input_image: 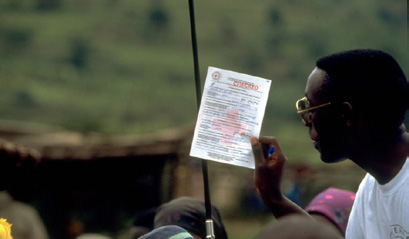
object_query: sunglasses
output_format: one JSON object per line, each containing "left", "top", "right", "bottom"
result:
{"left": 296, "top": 97, "right": 331, "bottom": 123}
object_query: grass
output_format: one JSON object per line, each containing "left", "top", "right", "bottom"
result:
{"left": 0, "top": 0, "right": 407, "bottom": 157}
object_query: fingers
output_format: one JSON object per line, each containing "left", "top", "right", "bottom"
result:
{"left": 252, "top": 135, "right": 278, "bottom": 155}
{"left": 252, "top": 136, "right": 288, "bottom": 205}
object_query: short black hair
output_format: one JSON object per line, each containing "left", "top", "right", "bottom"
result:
{"left": 316, "top": 49, "right": 409, "bottom": 133}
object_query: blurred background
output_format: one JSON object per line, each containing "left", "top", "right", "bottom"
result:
{"left": 0, "top": 0, "right": 407, "bottom": 239}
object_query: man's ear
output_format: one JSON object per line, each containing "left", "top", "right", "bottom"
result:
{"left": 340, "top": 102, "right": 353, "bottom": 127}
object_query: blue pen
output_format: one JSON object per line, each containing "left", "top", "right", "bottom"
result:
{"left": 268, "top": 146, "right": 275, "bottom": 156}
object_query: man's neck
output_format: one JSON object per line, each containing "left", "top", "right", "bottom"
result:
{"left": 351, "top": 132, "right": 409, "bottom": 185}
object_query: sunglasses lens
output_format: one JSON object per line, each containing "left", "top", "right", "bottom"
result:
{"left": 296, "top": 98, "right": 309, "bottom": 124}
{"left": 296, "top": 98, "right": 308, "bottom": 111}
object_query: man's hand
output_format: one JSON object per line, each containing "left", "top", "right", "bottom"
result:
{"left": 251, "top": 136, "right": 311, "bottom": 219}
{"left": 251, "top": 136, "right": 287, "bottom": 204}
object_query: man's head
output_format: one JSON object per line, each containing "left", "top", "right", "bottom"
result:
{"left": 130, "top": 208, "right": 156, "bottom": 239}
{"left": 297, "top": 49, "right": 409, "bottom": 163}
{"left": 317, "top": 49, "right": 408, "bottom": 131}
{"left": 153, "top": 197, "right": 228, "bottom": 239}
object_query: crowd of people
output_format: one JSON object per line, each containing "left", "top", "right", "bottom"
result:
{"left": 130, "top": 187, "right": 355, "bottom": 239}
{"left": 1, "top": 48, "right": 408, "bottom": 239}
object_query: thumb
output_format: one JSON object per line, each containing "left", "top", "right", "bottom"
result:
{"left": 251, "top": 137, "right": 266, "bottom": 166}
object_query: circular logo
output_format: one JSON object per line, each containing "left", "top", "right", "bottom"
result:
{"left": 212, "top": 71, "right": 221, "bottom": 80}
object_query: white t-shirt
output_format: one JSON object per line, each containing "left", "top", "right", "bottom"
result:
{"left": 346, "top": 158, "right": 409, "bottom": 239}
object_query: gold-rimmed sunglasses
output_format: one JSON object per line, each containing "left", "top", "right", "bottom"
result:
{"left": 296, "top": 97, "right": 331, "bottom": 123}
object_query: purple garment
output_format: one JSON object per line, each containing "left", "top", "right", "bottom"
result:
{"left": 305, "top": 187, "right": 356, "bottom": 234}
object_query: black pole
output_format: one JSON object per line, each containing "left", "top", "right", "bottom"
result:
{"left": 188, "top": 1, "right": 215, "bottom": 238}
{"left": 189, "top": 0, "right": 203, "bottom": 110}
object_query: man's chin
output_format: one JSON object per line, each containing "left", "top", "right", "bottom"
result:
{"left": 319, "top": 153, "right": 347, "bottom": 163}
{"left": 314, "top": 140, "right": 347, "bottom": 163}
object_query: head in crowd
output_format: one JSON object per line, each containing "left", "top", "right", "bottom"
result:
{"left": 154, "top": 197, "right": 228, "bottom": 239}
{"left": 256, "top": 215, "right": 343, "bottom": 239}
{"left": 305, "top": 187, "right": 355, "bottom": 236}
{"left": 0, "top": 139, "right": 40, "bottom": 191}
{"left": 299, "top": 49, "right": 409, "bottom": 164}
{"left": 75, "top": 233, "right": 113, "bottom": 239}
{"left": 138, "top": 225, "right": 194, "bottom": 239}
{"left": 130, "top": 208, "right": 156, "bottom": 239}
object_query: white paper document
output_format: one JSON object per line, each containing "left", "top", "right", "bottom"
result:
{"left": 190, "top": 66, "right": 271, "bottom": 169}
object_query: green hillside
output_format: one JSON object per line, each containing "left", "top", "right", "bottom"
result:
{"left": 0, "top": 0, "right": 407, "bottom": 162}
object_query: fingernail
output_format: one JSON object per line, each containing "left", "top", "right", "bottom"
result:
{"left": 268, "top": 146, "right": 275, "bottom": 156}
{"left": 250, "top": 137, "right": 258, "bottom": 145}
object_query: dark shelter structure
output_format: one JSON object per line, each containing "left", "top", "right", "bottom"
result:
{"left": 0, "top": 120, "right": 368, "bottom": 239}
{"left": 0, "top": 120, "right": 192, "bottom": 239}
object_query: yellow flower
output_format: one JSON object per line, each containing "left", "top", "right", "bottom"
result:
{"left": 0, "top": 218, "right": 13, "bottom": 239}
